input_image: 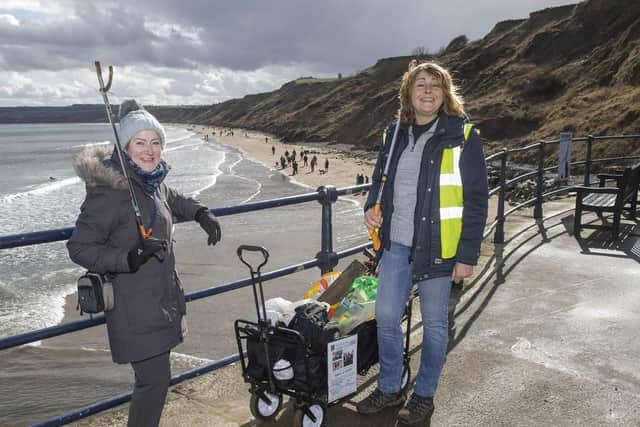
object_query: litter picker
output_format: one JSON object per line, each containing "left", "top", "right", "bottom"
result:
{"left": 94, "top": 61, "right": 154, "bottom": 244}
{"left": 369, "top": 107, "right": 402, "bottom": 251}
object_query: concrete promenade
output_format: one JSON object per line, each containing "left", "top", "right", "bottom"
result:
{"left": 73, "top": 198, "right": 640, "bottom": 426}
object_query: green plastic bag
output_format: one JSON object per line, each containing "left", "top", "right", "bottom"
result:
{"left": 332, "top": 276, "right": 378, "bottom": 334}
{"left": 351, "top": 276, "right": 378, "bottom": 301}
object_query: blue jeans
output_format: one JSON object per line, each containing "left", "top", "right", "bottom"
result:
{"left": 376, "top": 242, "right": 451, "bottom": 397}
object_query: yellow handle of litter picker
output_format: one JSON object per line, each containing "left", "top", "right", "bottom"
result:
{"left": 369, "top": 204, "right": 382, "bottom": 251}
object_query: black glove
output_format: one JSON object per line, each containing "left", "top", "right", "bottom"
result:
{"left": 127, "top": 237, "right": 168, "bottom": 273}
{"left": 195, "top": 207, "right": 221, "bottom": 246}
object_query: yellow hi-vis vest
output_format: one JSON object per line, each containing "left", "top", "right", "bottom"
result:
{"left": 439, "top": 123, "right": 474, "bottom": 258}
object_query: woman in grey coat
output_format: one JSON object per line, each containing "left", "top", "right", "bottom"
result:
{"left": 67, "top": 100, "right": 221, "bottom": 427}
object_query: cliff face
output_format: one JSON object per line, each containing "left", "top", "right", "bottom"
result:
{"left": 179, "top": 0, "right": 640, "bottom": 157}
{"left": 457, "top": 0, "right": 640, "bottom": 154}
{"left": 2, "top": 0, "right": 639, "bottom": 159}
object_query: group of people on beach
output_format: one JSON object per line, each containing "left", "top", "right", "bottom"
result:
{"left": 356, "top": 172, "right": 369, "bottom": 185}
{"left": 274, "top": 146, "right": 330, "bottom": 177}
{"left": 67, "top": 59, "right": 487, "bottom": 426}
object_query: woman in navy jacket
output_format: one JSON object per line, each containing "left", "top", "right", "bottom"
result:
{"left": 357, "top": 61, "right": 488, "bottom": 425}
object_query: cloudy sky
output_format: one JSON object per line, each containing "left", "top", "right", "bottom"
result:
{"left": 0, "top": 0, "right": 576, "bottom": 106}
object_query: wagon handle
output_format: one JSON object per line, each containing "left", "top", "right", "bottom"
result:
{"left": 237, "top": 245, "right": 270, "bottom": 324}
{"left": 237, "top": 245, "right": 269, "bottom": 274}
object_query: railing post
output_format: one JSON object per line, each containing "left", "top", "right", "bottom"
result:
{"left": 316, "top": 185, "right": 339, "bottom": 274}
{"left": 494, "top": 150, "right": 507, "bottom": 244}
{"left": 534, "top": 141, "right": 545, "bottom": 219}
{"left": 584, "top": 135, "right": 594, "bottom": 186}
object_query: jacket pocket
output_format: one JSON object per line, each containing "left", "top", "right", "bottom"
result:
{"left": 125, "top": 286, "right": 173, "bottom": 334}
{"left": 429, "top": 220, "right": 449, "bottom": 263}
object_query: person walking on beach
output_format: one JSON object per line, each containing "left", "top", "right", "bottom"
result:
{"left": 355, "top": 173, "right": 364, "bottom": 195}
{"left": 358, "top": 61, "right": 488, "bottom": 425}
{"left": 324, "top": 158, "right": 329, "bottom": 172}
{"left": 67, "top": 100, "right": 222, "bottom": 427}
{"left": 310, "top": 155, "right": 317, "bottom": 172}
{"left": 272, "top": 145, "right": 276, "bottom": 156}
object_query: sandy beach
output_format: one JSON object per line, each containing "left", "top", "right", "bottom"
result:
{"left": 177, "top": 124, "right": 377, "bottom": 192}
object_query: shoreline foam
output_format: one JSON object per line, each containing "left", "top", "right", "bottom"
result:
{"left": 171, "top": 124, "right": 377, "bottom": 193}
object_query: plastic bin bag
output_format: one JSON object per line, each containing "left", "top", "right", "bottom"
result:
{"left": 263, "top": 297, "right": 328, "bottom": 326}
{"left": 331, "top": 276, "right": 378, "bottom": 335}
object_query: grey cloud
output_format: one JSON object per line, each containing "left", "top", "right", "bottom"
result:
{"left": 0, "top": 0, "right": 576, "bottom": 105}
{"left": 134, "top": 0, "right": 390, "bottom": 71}
{"left": 129, "top": 0, "right": 575, "bottom": 72}
{"left": 1, "top": 0, "right": 574, "bottom": 74}
{"left": 0, "top": 1, "right": 207, "bottom": 71}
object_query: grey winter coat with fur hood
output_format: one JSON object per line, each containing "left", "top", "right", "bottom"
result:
{"left": 67, "top": 146, "right": 205, "bottom": 363}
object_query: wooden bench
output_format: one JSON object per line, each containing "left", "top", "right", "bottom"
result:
{"left": 573, "top": 163, "right": 640, "bottom": 238}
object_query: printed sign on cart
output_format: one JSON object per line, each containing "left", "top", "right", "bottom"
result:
{"left": 327, "top": 335, "right": 357, "bottom": 402}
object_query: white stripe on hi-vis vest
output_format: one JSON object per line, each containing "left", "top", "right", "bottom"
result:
{"left": 440, "top": 206, "right": 464, "bottom": 219}
{"left": 440, "top": 146, "right": 462, "bottom": 185}
{"left": 440, "top": 173, "right": 462, "bottom": 186}
{"left": 453, "top": 145, "right": 461, "bottom": 171}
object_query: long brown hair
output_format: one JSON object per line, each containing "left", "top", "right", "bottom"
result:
{"left": 398, "top": 60, "right": 465, "bottom": 123}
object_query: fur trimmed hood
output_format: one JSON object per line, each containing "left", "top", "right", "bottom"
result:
{"left": 72, "top": 145, "right": 128, "bottom": 190}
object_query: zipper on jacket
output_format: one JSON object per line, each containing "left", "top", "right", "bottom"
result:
{"left": 409, "top": 137, "right": 439, "bottom": 267}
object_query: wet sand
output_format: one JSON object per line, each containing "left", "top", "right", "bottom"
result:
{"left": 179, "top": 124, "right": 377, "bottom": 191}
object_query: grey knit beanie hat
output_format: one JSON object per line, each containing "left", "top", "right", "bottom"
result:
{"left": 117, "top": 99, "right": 166, "bottom": 149}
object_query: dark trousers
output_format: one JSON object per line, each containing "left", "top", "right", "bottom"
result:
{"left": 128, "top": 351, "right": 171, "bottom": 427}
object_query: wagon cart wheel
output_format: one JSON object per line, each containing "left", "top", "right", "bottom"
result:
{"left": 400, "top": 363, "right": 411, "bottom": 394}
{"left": 250, "top": 390, "right": 282, "bottom": 420}
{"left": 292, "top": 400, "right": 326, "bottom": 427}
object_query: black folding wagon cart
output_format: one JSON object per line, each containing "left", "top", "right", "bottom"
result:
{"left": 234, "top": 245, "right": 415, "bottom": 427}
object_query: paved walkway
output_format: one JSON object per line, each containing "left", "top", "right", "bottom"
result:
{"left": 73, "top": 199, "right": 640, "bottom": 426}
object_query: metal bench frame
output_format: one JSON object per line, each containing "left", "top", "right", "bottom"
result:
{"left": 573, "top": 163, "right": 640, "bottom": 238}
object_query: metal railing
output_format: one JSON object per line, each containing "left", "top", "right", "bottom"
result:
{"left": 0, "top": 184, "right": 367, "bottom": 351}
{"left": 1, "top": 133, "right": 639, "bottom": 426}
{"left": 484, "top": 134, "right": 640, "bottom": 242}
